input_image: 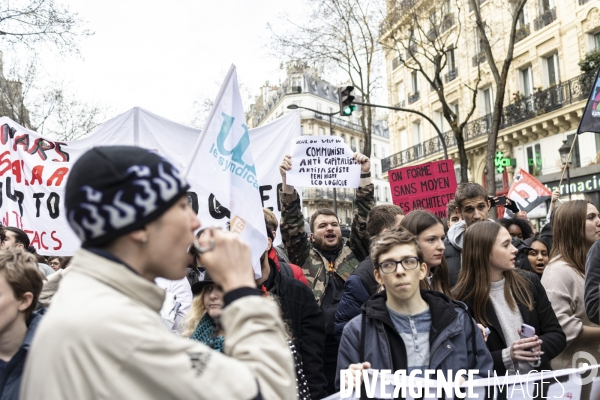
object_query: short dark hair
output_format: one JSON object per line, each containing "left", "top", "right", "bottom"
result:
{"left": 5, "top": 227, "right": 37, "bottom": 254}
{"left": 454, "top": 183, "right": 488, "bottom": 211}
{"left": 310, "top": 209, "right": 339, "bottom": 232}
{"left": 447, "top": 200, "right": 458, "bottom": 217}
{"left": 497, "top": 217, "right": 534, "bottom": 240}
{"left": 366, "top": 204, "right": 404, "bottom": 237}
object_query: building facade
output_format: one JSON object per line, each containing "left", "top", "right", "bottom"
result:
{"left": 381, "top": 0, "right": 600, "bottom": 213}
{"left": 248, "top": 62, "right": 391, "bottom": 226}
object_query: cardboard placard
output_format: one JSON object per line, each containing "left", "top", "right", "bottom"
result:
{"left": 388, "top": 160, "right": 457, "bottom": 218}
{"left": 286, "top": 135, "right": 361, "bottom": 188}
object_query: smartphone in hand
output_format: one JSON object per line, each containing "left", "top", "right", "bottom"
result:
{"left": 520, "top": 324, "right": 536, "bottom": 351}
{"left": 496, "top": 196, "right": 507, "bottom": 206}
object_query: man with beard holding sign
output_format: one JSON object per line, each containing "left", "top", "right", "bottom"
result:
{"left": 279, "top": 152, "right": 374, "bottom": 395}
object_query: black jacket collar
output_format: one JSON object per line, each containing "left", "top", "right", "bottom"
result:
{"left": 362, "top": 289, "right": 459, "bottom": 342}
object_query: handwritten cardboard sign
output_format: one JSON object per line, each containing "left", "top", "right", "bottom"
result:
{"left": 388, "top": 160, "right": 457, "bottom": 218}
{"left": 286, "top": 135, "right": 361, "bottom": 188}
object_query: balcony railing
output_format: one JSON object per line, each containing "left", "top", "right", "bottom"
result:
{"left": 533, "top": 7, "right": 556, "bottom": 31}
{"left": 408, "top": 92, "right": 420, "bottom": 104}
{"left": 472, "top": 53, "right": 486, "bottom": 67}
{"left": 430, "top": 79, "right": 441, "bottom": 92}
{"left": 382, "top": 71, "right": 595, "bottom": 172}
{"left": 444, "top": 68, "right": 458, "bottom": 83}
{"left": 580, "top": 0, "right": 592, "bottom": 4}
{"left": 515, "top": 24, "right": 531, "bottom": 43}
{"left": 395, "top": 100, "right": 406, "bottom": 108}
{"left": 392, "top": 56, "right": 403, "bottom": 70}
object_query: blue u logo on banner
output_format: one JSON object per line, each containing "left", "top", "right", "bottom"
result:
{"left": 216, "top": 112, "right": 256, "bottom": 175}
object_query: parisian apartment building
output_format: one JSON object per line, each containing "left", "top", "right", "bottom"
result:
{"left": 381, "top": 0, "right": 600, "bottom": 226}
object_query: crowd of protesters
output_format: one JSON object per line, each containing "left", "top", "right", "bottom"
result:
{"left": 2, "top": 145, "right": 600, "bottom": 399}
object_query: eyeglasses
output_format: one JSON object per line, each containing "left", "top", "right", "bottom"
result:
{"left": 377, "top": 257, "right": 421, "bottom": 274}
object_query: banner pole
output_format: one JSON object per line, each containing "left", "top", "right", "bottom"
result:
{"left": 182, "top": 64, "right": 236, "bottom": 179}
{"left": 557, "top": 135, "right": 578, "bottom": 189}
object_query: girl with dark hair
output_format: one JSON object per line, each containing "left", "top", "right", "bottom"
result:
{"left": 401, "top": 210, "right": 452, "bottom": 298}
{"left": 1, "top": 227, "right": 54, "bottom": 277}
{"left": 454, "top": 221, "right": 565, "bottom": 377}
{"left": 497, "top": 217, "right": 534, "bottom": 240}
{"left": 541, "top": 200, "right": 600, "bottom": 373}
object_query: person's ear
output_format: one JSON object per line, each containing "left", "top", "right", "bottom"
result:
{"left": 266, "top": 237, "right": 272, "bottom": 252}
{"left": 310, "top": 233, "right": 315, "bottom": 242}
{"left": 128, "top": 229, "right": 149, "bottom": 245}
{"left": 18, "top": 292, "right": 33, "bottom": 313}
{"left": 374, "top": 268, "right": 384, "bottom": 287}
{"left": 418, "top": 262, "right": 427, "bottom": 281}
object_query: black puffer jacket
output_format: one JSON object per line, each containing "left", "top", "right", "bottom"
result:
{"left": 261, "top": 258, "right": 328, "bottom": 400}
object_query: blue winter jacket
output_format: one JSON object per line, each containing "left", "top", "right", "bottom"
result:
{"left": 334, "top": 256, "right": 377, "bottom": 341}
{"left": 336, "top": 290, "right": 494, "bottom": 392}
{"left": 0, "top": 309, "right": 45, "bottom": 400}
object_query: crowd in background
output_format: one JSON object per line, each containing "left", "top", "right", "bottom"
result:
{"left": 1, "top": 145, "right": 600, "bottom": 400}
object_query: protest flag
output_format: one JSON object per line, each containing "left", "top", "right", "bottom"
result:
{"left": 577, "top": 67, "right": 600, "bottom": 134}
{"left": 183, "top": 65, "right": 267, "bottom": 278}
{"left": 507, "top": 168, "right": 552, "bottom": 214}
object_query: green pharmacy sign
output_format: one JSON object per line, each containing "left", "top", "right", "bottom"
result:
{"left": 494, "top": 152, "right": 516, "bottom": 174}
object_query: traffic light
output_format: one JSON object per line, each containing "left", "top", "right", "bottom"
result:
{"left": 338, "top": 86, "right": 356, "bottom": 117}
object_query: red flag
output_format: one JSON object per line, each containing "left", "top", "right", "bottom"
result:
{"left": 508, "top": 168, "right": 551, "bottom": 213}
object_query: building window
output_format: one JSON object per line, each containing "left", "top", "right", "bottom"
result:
{"left": 316, "top": 103, "right": 322, "bottom": 112}
{"left": 351, "top": 137, "right": 356, "bottom": 151}
{"left": 318, "top": 127, "right": 324, "bottom": 136}
{"left": 520, "top": 66, "right": 534, "bottom": 96}
{"left": 448, "top": 48, "right": 457, "bottom": 71}
{"left": 373, "top": 144, "right": 378, "bottom": 157}
{"left": 360, "top": 140, "right": 364, "bottom": 153}
{"left": 300, "top": 125, "right": 304, "bottom": 135}
{"left": 526, "top": 143, "right": 542, "bottom": 175}
{"left": 375, "top": 186, "right": 380, "bottom": 201}
{"left": 411, "top": 71, "right": 419, "bottom": 94}
{"left": 566, "top": 134, "right": 581, "bottom": 168}
{"left": 375, "top": 163, "right": 380, "bottom": 178}
{"left": 400, "top": 129, "right": 408, "bottom": 150}
{"left": 412, "top": 121, "right": 422, "bottom": 146}
{"left": 544, "top": 53, "right": 560, "bottom": 87}
{"left": 381, "top": 147, "right": 386, "bottom": 158}
{"left": 434, "top": 110, "right": 446, "bottom": 133}
{"left": 481, "top": 87, "right": 494, "bottom": 116}
{"left": 397, "top": 82, "right": 406, "bottom": 107}
{"left": 594, "top": 32, "right": 600, "bottom": 50}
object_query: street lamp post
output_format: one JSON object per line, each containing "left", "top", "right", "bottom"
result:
{"left": 287, "top": 104, "right": 340, "bottom": 216}
{"left": 558, "top": 139, "right": 572, "bottom": 201}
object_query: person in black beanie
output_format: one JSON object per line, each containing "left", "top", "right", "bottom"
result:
{"left": 20, "top": 146, "right": 296, "bottom": 400}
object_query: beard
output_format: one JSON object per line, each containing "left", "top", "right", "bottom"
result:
{"left": 313, "top": 234, "right": 343, "bottom": 252}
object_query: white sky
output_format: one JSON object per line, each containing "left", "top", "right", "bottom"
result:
{"left": 15, "top": 0, "right": 310, "bottom": 126}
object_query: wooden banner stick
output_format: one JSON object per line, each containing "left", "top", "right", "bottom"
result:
{"left": 557, "top": 135, "right": 578, "bottom": 189}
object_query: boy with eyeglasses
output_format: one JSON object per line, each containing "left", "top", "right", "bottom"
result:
{"left": 335, "top": 228, "right": 493, "bottom": 392}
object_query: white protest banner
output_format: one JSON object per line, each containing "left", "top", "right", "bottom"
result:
{"left": 193, "top": 111, "right": 301, "bottom": 245}
{"left": 183, "top": 64, "right": 267, "bottom": 278}
{"left": 286, "top": 135, "right": 360, "bottom": 188}
{"left": 0, "top": 105, "right": 299, "bottom": 256}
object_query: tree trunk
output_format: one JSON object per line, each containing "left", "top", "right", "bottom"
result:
{"left": 454, "top": 128, "right": 469, "bottom": 183}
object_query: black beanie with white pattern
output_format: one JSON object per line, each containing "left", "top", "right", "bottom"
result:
{"left": 65, "top": 146, "right": 190, "bottom": 248}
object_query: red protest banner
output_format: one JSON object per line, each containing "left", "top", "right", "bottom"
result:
{"left": 388, "top": 159, "right": 457, "bottom": 219}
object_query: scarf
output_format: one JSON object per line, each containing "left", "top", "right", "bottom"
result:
{"left": 190, "top": 313, "right": 225, "bottom": 352}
